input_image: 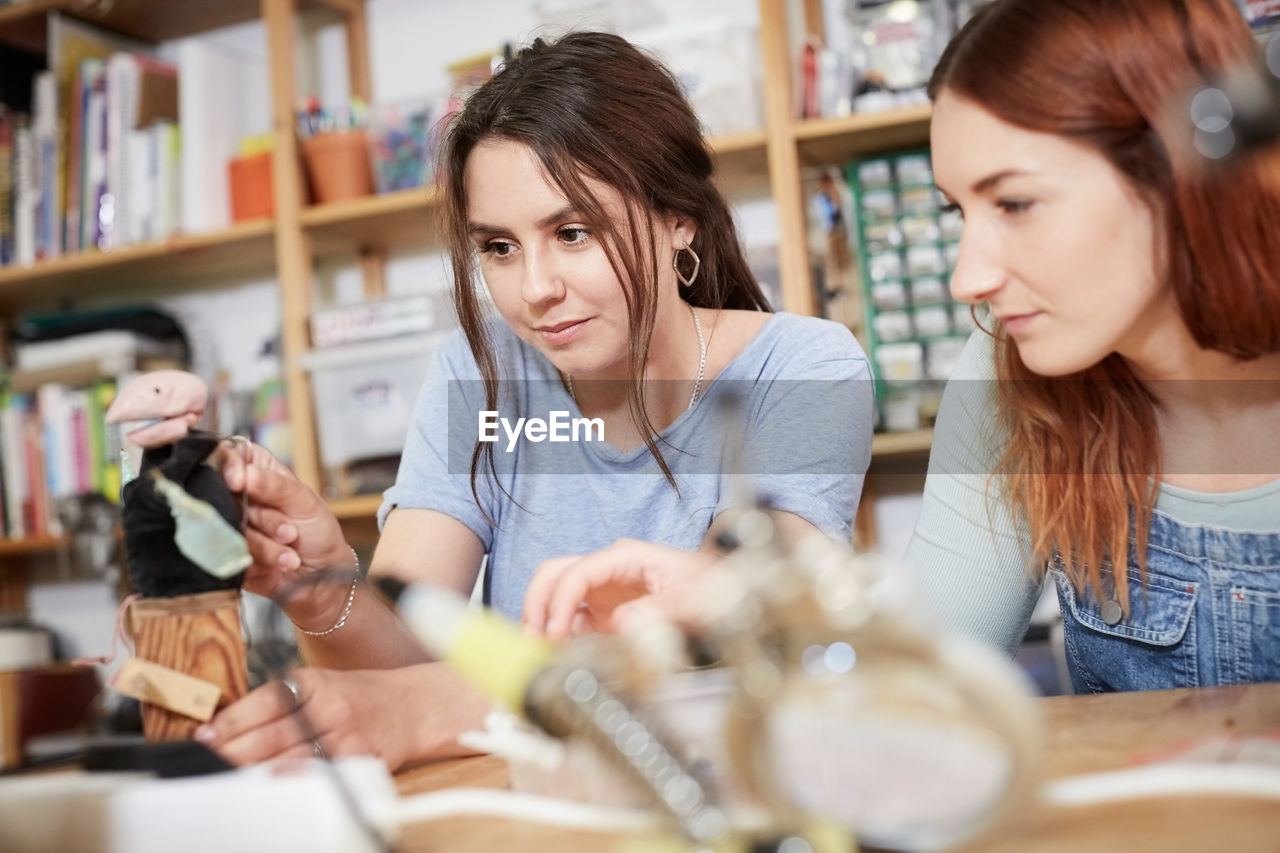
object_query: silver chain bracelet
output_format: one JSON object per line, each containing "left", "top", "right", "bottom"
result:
{"left": 293, "top": 546, "right": 361, "bottom": 637}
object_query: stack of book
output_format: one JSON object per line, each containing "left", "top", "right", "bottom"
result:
{"left": 0, "top": 13, "right": 181, "bottom": 267}
{"left": 0, "top": 325, "right": 187, "bottom": 539}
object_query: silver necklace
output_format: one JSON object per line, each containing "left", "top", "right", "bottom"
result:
{"left": 566, "top": 303, "right": 706, "bottom": 411}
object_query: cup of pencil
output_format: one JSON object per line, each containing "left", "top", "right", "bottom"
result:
{"left": 298, "top": 97, "right": 374, "bottom": 204}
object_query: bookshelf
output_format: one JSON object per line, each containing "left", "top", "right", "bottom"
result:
{"left": 0, "top": 220, "right": 277, "bottom": 308}
{"left": 0, "top": 534, "right": 63, "bottom": 556}
{"left": 0, "top": 0, "right": 936, "bottom": 560}
{"left": 329, "top": 494, "right": 382, "bottom": 520}
{"left": 302, "top": 185, "right": 440, "bottom": 256}
{"left": 871, "top": 428, "right": 935, "bottom": 458}
{"left": 0, "top": 0, "right": 357, "bottom": 50}
{"left": 299, "top": 128, "right": 773, "bottom": 257}
{"left": 794, "top": 104, "right": 933, "bottom": 166}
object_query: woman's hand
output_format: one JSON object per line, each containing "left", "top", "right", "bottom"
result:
{"left": 218, "top": 438, "right": 354, "bottom": 629}
{"left": 196, "top": 668, "right": 421, "bottom": 771}
{"left": 521, "top": 539, "right": 719, "bottom": 641}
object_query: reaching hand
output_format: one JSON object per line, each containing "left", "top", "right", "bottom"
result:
{"left": 521, "top": 538, "right": 719, "bottom": 641}
{"left": 217, "top": 438, "right": 354, "bottom": 628}
{"left": 195, "top": 668, "right": 423, "bottom": 770}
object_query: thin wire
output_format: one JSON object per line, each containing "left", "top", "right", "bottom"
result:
{"left": 259, "top": 564, "right": 395, "bottom": 853}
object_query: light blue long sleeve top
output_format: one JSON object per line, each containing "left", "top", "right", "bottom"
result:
{"left": 903, "top": 331, "right": 1280, "bottom": 655}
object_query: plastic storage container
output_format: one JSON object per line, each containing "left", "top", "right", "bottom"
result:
{"left": 368, "top": 99, "right": 438, "bottom": 194}
{"left": 300, "top": 333, "right": 449, "bottom": 471}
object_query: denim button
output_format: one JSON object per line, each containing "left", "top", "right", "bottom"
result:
{"left": 1101, "top": 599, "right": 1123, "bottom": 625}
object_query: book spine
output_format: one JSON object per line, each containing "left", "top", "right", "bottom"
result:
{"left": 68, "top": 388, "right": 91, "bottom": 494}
{"left": 80, "top": 59, "right": 105, "bottom": 251}
{"left": 0, "top": 397, "right": 6, "bottom": 539}
{"left": 64, "top": 60, "right": 90, "bottom": 254}
{"left": 33, "top": 70, "right": 60, "bottom": 261}
{"left": 85, "top": 69, "right": 108, "bottom": 250}
{"left": 2, "top": 396, "right": 30, "bottom": 539}
{"left": 126, "top": 126, "right": 150, "bottom": 244}
{"left": 23, "top": 412, "right": 47, "bottom": 536}
{"left": 14, "top": 121, "right": 35, "bottom": 265}
{"left": 0, "top": 111, "right": 13, "bottom": 266}
{"left": 85, "top": 379, "right": 105, "bottom": 495}
{"left": 96, "top": 380, "right": 120, "bottom": 502}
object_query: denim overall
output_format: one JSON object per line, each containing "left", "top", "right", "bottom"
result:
{"left": 1050, "top": 509, "right": 1280, "bottom": 693}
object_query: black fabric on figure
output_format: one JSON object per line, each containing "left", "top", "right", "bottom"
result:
{"left": 122, "top": 430, "right": 246, "bottom": 597}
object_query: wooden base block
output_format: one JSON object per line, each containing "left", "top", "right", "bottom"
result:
{"left": 130, "top": 589, "right": 249, "bottom": 741}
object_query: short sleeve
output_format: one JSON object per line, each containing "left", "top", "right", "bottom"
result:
{"left": 902, "top": 330, "right": 1043, "bottom": 656}
{"left": 715, "top": 318, "right": 874, "bottom": 541}
{"left": 378, "top": 332, "right": 496, "bottom": 550}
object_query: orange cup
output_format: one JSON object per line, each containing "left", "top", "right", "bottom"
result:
{"left": 228, "top": 151, "right": 274, "bottom": 221}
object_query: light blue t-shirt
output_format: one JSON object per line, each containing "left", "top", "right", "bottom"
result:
{"left": 379, "top": 312, "right": 874, "bottom": 620}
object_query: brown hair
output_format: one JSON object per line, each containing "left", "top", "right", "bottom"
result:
{"left": 439, "top": 31, "right": 770, "bottom": 511}
{"left": 929, "top": 0, "right": 1280, "bottom": 607}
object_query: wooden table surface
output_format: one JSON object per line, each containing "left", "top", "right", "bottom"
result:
{"left": 393, "top": 683, "right": 1280, "bottom": 852}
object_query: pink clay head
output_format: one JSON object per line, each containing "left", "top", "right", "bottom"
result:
{"left": 106, "top": 370, "right": 208, "bottom": 449}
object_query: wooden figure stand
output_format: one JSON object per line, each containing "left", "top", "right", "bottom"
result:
{"left": 129, "top": 590, "right": 249, "bottom": 740}
{"left": 105, "top": 371, "right": 255, "bottom": 741}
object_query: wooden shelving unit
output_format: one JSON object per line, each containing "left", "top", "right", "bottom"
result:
{"left": 302, "top": 186, "right": 441, "bottom": 257}
{"left": 299, "top": 129, "right": 770, "bottom": 257}
{"left": 794, "top": 103, "right": 933, "bottom": 165}
{"left": 0, "top": 0, "right": 935, "bottom": 556}
{"left": 0, "top": 0, "right": 356, "bottom": 51}
{"left": 328, "top": 494, "right": 384, "bottom": 521}
{"left": 0, "top": 535, "right": 64, "bottom": 556}
{"left": 0, "top": 220, "right": 277, "bottom": 309}
{"left": 871, "top": 428, "right": 935, "bottom": 458}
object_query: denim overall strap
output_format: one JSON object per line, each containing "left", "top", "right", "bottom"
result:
{"left": 1050, "top": 510, "right": 1280, "bottom": 693}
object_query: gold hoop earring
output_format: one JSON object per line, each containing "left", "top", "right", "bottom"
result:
{"left": 673, "top": 246, "right": 701, "bottom": 289}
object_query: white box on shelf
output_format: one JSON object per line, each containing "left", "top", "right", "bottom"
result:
{"left": 300, "top": 332, "right": 450, "bottom": 469}
{"left": 309, "top": 295, "right": 437, "bottom": 349}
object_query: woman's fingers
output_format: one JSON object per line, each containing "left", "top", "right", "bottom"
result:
{"left": 239, "top": 527, "right": 300, "bottom": 598}
{"left": 209, "top": 711, "right": 311, "bottom": 765}
{"left": 242, "top": 463, "right": 324, "bottom": 519}
{"left": 218, "top": 443, "right": 248, "bottom": 492}
{"left": 527, "top": 543, "right": 724, "bottom": 640}
{"left": 542, "top": 540, "right": 658, "bottom": 639}
{"left": 196, "top": 676, "right": 349, "bottom": 765}
{"left": 246, "top": 525, "right": 300, "bottom": 571}
{"left": 569, "top": 606, "right": 597, "bottom": 638}
{"left": 195, "top": 679, "right": 299, "bottom": 764}
{"left": 521, "top": 555, "right": 581, "bottom": 633}
{"left": 244, "top": 503, "right": 298, "bottom": 544}
{"left": 543, "top": 556, "right": 633, "bottom": 640}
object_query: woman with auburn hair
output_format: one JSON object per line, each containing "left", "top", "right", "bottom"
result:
{"left": 524, "top": 0, "right": 1280, "bottom": 694}
{"left": 908, "top": 0, "right": 1280, "bottom": 692}
{"left": 193, "top": 31, "right": 872, "bottom": 768}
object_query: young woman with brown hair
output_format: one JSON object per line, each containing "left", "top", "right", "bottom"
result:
{"left": 194, "top": 31, "right": 872, "bottom": 767}
{"left": 523, "top": 0, "right": 1280, "bottom": 694}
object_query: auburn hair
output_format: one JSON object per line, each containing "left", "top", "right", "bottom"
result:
{"left": 439, "top": 32, "right": 770, "bottom": 512}
{"left": 929, "top": 0, "right": 1280, "bottom": 608}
